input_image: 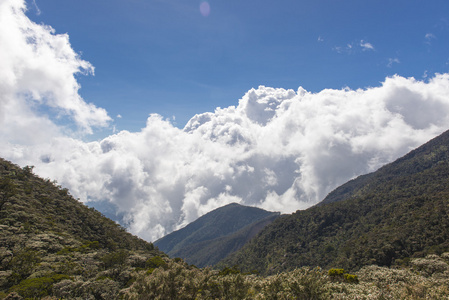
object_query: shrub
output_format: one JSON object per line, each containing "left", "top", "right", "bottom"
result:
{"left": 53, "top": 278, "right": 120, "bottom": 299}
{"left": 328, "top": 268, "right": 359, "bottom": 284}
{"left": 218, "top": 265, "right": 240, "bottom": 276}
{"left": 343, "top": 273, "right": 359, "bottom": 283}
{"left": 8, "top": 274, "right": 71, "bottom": 298}
{"left": 8, "top": 249, "right": 41, "bottom": 284}
{"left": 287, "top": 267, "right": 327, "bottom": 299}
{"left": 410, "top": 255, "right": 449, "bottom": 276}
{"left": 0, "top": 177, "right": 17, "bottom": 210}
{"left": 57, "top": 240, "right": 101, "bottom": 255}
{"left": 145, "top": 256, "right": 167, "bottom": 269}
{"left": 101, "top": 250, "right": 128, "bottom": 269}
{"left": 328, "top": 268, "right": 345, "bottom": 277}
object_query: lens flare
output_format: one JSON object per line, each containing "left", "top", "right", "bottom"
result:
{"left": 200, "top": 1, "right": 210, "bottom": 17}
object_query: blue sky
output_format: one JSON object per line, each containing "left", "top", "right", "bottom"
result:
{"left": 27, "top": 0, "right": 449, "bottom": 133}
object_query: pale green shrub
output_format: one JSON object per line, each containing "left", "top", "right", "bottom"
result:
{"left": 53, "top": 278, "right": 120, "bottom": 299}
{"left": 411, "top": 255, "right": 449, "bottom": 276}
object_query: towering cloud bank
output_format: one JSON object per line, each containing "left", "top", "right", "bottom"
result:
{"left": 2, "top": 0, "right": 449, "bottom": 241}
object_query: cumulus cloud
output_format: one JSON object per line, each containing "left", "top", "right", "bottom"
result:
{"left": 3, "top": 0, "right": 449, "bottom": 242}
{"left": 6, "top": 74, "right": 449, "bottom": 241}
{"left": 0, "top": 0, "right": 111, "bottom": 142}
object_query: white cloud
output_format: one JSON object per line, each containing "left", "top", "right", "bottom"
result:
{"left": 3, "top": 0, "right": 449, "bottom": 242}
{"left": 388, "top": 58, "right": 400, "bottom": 68}
{"left": 6, "top": 75, "right": 449, "bottom": 242}
{"left": 360, "top": 40, "right": 374, "bottom": 51}
{"left": 0, "top": 0, "right": 111, "bottom": 141}
{"left": 333, "top": 40, "right": 375, "bottom": 54}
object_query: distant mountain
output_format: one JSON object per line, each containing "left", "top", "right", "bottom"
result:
{"left": 154, "top": 203, "right": 280, "bottom": 267}
{"left": 0, "top": 158, "right": 165, "bottom": 298}
{"left": 219, "top": 129, "right": 449, "bottom": 275}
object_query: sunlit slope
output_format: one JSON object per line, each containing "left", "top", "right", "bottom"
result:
{"left": 0, "top": 158, "right": 164, "bottom": 297}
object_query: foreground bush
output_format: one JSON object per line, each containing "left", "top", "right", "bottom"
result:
{"left": 121, "top": 254, "right": 449, "bottom": 300}
{"left": 3, "top": 253, "right": 449, "bottom": 299}
{"left": 121, "top": 261, "right": 327, "bottom": 300}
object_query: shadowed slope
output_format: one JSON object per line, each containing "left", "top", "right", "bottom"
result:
{"left": 154, "top": 203, "right": 280, "bottom": 267}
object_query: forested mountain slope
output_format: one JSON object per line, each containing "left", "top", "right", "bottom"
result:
{"left": 155, "top": 203, "right": 280, "bottom": 267}
{"left": 219, "top": 129, "right": 449, "bottom": 275}
{"left": 0, "top": 158, "right": 164, "bottom": 298}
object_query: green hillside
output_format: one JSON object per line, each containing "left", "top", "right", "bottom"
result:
{"left": 218, "top": 130, "right": 449, "bottom": 275}
{"left": 154, "top": 203, "right": 280, "bottom": 267}
{"left": 0, "top": 158, "right": 164, "bottom": 298}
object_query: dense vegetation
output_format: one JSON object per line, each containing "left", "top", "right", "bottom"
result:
{"left": 219, "top": 130, "right": 449, "bottom": 275}
{"left": 155, "top": 203, "right": 280, "bottom": 267}
{"left": 0, "top": 158, "right": 164, "bottom": 298}
{"left": 121, "top": 253, "right": 449, "bottom": 299}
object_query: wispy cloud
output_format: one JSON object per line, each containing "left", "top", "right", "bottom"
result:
{"left": 31, "top": 0, "right": 41, "bottom": 15}
{"left": 387, "top": 58, "right": 400, "bottom": 68}
{"left": 333, "top": 39, "right": 375, "bottom": 54}
{"left": 360, "top": 40, "right": 375, "bottom": 51}
{"left": 425, "top": 33, "right": 436, "bottom": 45}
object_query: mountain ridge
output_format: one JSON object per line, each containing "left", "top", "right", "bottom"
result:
{"left": 320, "top": 129, "right": 449, "bottom": 205}
{"left": 218, "top": 129, "right": 449, "bottom": 275}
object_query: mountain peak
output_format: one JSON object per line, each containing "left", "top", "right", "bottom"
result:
{"left": 154, "top": 203, "right": 280, "bottom": 267}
